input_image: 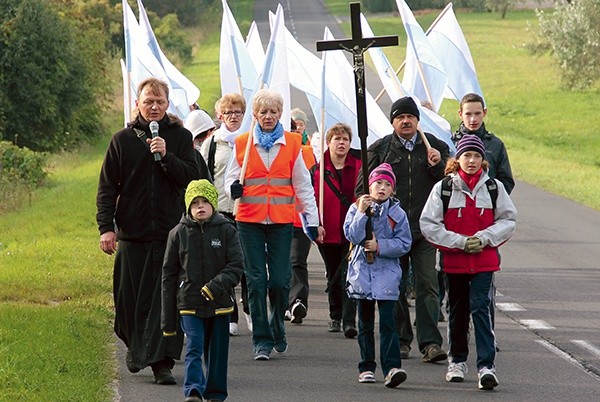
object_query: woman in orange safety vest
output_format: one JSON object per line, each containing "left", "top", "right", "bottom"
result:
{"left": 225, "top": 89, "right": 323, "bottom": 361}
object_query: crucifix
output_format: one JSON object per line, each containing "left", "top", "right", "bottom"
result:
{"left": 316, "top": 2, "right": 398, "bottom": 193}
{"left": 316, "top": 3, "right": 398, "bottom": 263}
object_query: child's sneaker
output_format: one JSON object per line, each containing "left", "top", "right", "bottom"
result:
{"left": 358, "top": 371, "right": 376, "bottom": 383}
{"left": 229, "top": 322, "right": 239, "bottom": 336}
{"left": 478, "top": 367, "right": 499, "bottom": 390}
{"left": 384, "top": 368, "right": 407, "bottom": 388}
{"left": 446, "top": 362, "right": 468, "bottom": 382}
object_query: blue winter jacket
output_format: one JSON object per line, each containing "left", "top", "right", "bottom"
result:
{"left": 343, "top": 198, "right": 412, "bottom": 301}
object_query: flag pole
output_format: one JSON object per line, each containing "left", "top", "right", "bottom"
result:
{"left": 319, "top": 107, "right": 325, "bottom": 224}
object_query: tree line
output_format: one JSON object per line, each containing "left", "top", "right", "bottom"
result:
{"left": 0, "top": 0, "right": 597, "bottom": 153}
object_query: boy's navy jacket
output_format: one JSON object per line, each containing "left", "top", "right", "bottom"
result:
{"left": 161, "top": 212, "right": 244, "bottom": 334}
{"left": 343, "top": 198, "right": 412, "bottom": 301}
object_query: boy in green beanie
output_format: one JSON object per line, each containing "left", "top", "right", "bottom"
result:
{"left": 161, "top": 179, "right": 244, "bottom": 401}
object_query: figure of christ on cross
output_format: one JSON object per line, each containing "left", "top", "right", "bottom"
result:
{"left": 316, "top": 2, "right": 398, "bottom": 262}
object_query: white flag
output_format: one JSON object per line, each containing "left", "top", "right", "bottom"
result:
{"left": 220, "top": 0, "right": 258, "bottom": 102}
{"left": 396, "top": 0, "right": 447, "bottom": 112}
{"left": 137, "top": 0, "right": 200, "bottom": 118}
{"left": 245, "top": 21, "right": 265, "bottom": 74}
{"left": 241, "top": 6, "right": 290, "bottom": 132}
{"left": 427, "top": 3, "right": 484, "bottom": 102}
{"left": 360, "top": 14, "right": 455, "bottom": 153}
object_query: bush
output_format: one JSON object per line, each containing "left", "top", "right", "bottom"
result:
{"left": 0, "top": 141, "right": 48, "bottom": 211}
{"left": 531, "top": 0, "right": 600, "bottom": 90}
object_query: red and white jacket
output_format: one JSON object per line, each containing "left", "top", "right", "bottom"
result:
{"left": 419, "top": 169, "right": 517, "bottom": 274}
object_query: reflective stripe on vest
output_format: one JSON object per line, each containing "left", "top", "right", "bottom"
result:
{"left": 235, "top": 131, "right": 301, "bottom": 223}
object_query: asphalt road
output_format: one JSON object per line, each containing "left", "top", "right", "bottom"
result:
{"left": 113, "top": 1, "right": 600, "bottom": 400}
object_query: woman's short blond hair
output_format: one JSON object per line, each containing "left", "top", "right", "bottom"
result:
{"left": 252, "top": 89, "right": 283, "bottom": 115}
{"left": 216, "top": 93, "right": 246, "bottom": 114}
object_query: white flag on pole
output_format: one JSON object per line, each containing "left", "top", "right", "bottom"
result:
{"left": 137, "top": 0, "right": 199, "bottom": 118}
{"left": 220, "top": 0, "right": 258, "bottom": 102}
{"left": 427, "top": 3, "right": 484, "bottom": 102}
{"left": 240, "top": 6, "right": 290, "bottom": 132}
{"left": 396, "top": 0, "right": 447, "bottom": 113}
{"left": 360, "top": 13, "right": 455, "bottom": 153}
{"left": 245, "top": 21, "right": 265, "bottom": 74}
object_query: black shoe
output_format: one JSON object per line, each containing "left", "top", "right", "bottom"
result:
{"left": 153, "top": 367, "right": 176, "bottom": 385}
{"left": 125, "top": 349, "right": 140, "bottom": 373}
{"left": 290, "top": 299, "right": 307, "bottom": 324}
{"left": 400, "top": 344, "right": 411, "bottom": 359}
{"left": 343, "top": 324, "right": 357, "bottom": 339}
{"left": 328, "top": 320, "right": 341, "bottom": 333}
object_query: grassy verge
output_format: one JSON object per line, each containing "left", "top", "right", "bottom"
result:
{"left": 325, "top": 2, "right": 600, "bottom": 210}
{"left": 0, "top": 132, "right": 116, "bottom": 400}
{"left": 0, "top": 3, "right": 253, "bottom": 400}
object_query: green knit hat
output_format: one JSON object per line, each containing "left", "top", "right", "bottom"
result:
{"left": 185, "top": 179, "right": 218, "bottom": 214}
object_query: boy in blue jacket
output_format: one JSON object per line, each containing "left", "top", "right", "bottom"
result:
{"left": 344, "top": 163, "right": 412, "bottom": 388}
{"left": 162, "top": 179, "right": 244, "bottom": 402}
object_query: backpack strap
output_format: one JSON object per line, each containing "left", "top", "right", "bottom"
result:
{"left": 440, "top": 176, "right": 453, "bottom": 215}
{"left": 441, "top": 176, "right": 498, "bottom": 214}
{"left": 485, "top": 178, "right": 498, "bottom": 211}
{"left": 207, "top": 136, "right": 217, "bottom": 179}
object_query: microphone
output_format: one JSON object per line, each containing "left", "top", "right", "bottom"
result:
{"left": 149, "top": 121, "right": 161, "bottom": 161}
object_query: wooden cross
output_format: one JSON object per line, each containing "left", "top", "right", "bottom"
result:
{"left": 316, "top": 2, "right": 398, "bottom": 193}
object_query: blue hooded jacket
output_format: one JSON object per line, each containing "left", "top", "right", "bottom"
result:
{"left": 344, "top": 197, "right": 412, "bottom": 300}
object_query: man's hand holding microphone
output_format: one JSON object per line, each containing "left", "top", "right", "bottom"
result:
{"left": 147, "top": 121, "right": 166, "bottom": 161}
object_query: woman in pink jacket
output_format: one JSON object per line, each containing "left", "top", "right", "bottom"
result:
{"left": 420, "top": 135, "right": 516, "bottom": 391}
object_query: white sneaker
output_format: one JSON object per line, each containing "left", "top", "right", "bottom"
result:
{"left": 244, "top": 312, "right": 253, "bottom": 332}
{"left": 478, "top": 367, "right": 499, "bottom": 390}
{"left": 358, "top": 371, "right": 376, "bottom": 383}
{"left": 229, "top": 322, "right": 239, "bottom": 336}
{"left": 446, "top": 362, "right": 468, "bottom": 382}
{"left": 384, "top": 368, "right": 407, "bottom": 388}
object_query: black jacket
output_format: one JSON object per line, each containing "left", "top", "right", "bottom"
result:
{"left": 96, "top": 114, "right": 202, "bottom": 241}
{"left": 452, "top": 123, "right": 515, "bottom": 194}
{"left": 161, "top": 212, "right": 244, "bottom": 333}
{"left": 356, "top": 132, "right": 450, "bottom": 241}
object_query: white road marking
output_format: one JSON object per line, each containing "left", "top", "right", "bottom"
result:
{"left": 496, "top": 302, "right": 525, "bottom": 311}
{"left": 520, "top": 319, "right": 555, "bottom": 330}
{"left": 572, "top": 340, "right": 600, "bottom": 359}
{"left": 536, "top": 340, "right": 600, "bottom": 381}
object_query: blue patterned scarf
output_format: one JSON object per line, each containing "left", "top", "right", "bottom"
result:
{"left": 256, "top": 121, "right": 284, "bottom": 151}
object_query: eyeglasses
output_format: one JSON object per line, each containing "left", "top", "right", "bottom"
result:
{"left": 222, "top": 110, "right": 244, "bottom": 117}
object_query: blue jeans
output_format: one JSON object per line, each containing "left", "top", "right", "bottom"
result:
{"left": 357, "top": 299, "right": 401, "bottom": 377}
{"left": 180, "top": 314, "right": 229, "bottom": 401}
{"left": 447, "top": 271, "right": 496, "bottom": 370}
{"left": 237, "top": 222, "right": 293, "bottom": 354}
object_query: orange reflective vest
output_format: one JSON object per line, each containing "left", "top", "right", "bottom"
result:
{"left": 235, "top": 131, "right": 302, "bottom": 224}
{"left": 293, "top": 143, "right": 317, "bottom": 228}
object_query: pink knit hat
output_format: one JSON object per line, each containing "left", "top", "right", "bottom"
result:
{"left": 369, "top": 163, "right": 396, "bottom": 188}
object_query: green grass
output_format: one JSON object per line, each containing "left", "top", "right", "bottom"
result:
{"left": 0, "top": 133, "right": 116, "bottom": 400}
{"left": 1, "top": 2, "right": 600, "bottom": 400}
{"left": 325, "top": 3, "right": 600, "bottom": 210}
